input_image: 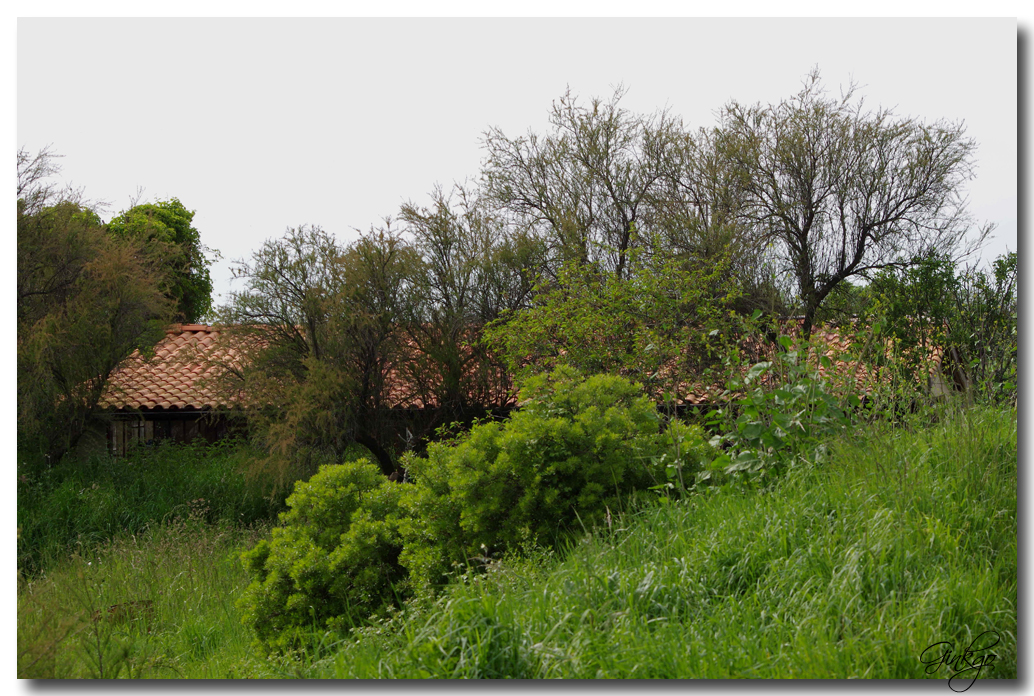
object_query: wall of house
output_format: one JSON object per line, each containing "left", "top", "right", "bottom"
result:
{"left": 106, "top": 413, "right": 231, "bottom": 457}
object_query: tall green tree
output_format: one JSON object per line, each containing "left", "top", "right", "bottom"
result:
{"left": 17, "top": 148, "right": 174, "bottom": 460}
{"left": 218, "top": 225, "right": 419, "bottom": 480}
{"left": 107, "top": 198, "right": 215, "bottom": 323}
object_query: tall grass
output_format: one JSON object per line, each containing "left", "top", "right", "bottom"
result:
{"left": 316, "top": 405, "right": 1016, "bottom": 679}
{"left": 17, "top": 438, "right": 284, "bottom": 575}
{"left": 17, "top": 514, "right": 272, "bottom": 679}
{"left": 16, "top": 439, "right": 379, "bottom": 678}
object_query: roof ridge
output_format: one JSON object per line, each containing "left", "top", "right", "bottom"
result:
{"left": 169, "top": 323, "right": 214, "bottom": 334}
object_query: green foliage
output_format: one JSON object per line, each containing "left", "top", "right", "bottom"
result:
{"left": 865, "top": 251, "right": 1017, "bottom": 407}
{"left": 235, "top": 368, "right": 712, "bottom": 651}
{"left": 484, "top": 252, "right": 741, "bottom": 403}
{"left": 707, "top": 334, "right": 854, "bottom": 481}
{"left": 17, "top": 193, "right": 174, "bottom": 459}
{"left": 399, "top": 367, "right": 712, "bottom": 592}
{"left": 237, "top": 459, "right": 408, "bottom": 652}
{"left": 868, "top": 254, "right": 957, "bottom": 357}
{"left": 107, "top": 198, "right": 215, "bottom": 323}
{"left": 651, "top": 420, "right": 716, "bottom": 494}
{"left": 17, "top": 438, "right": 280, "bottom": 576}
{"left": 812, "top": 279, "right": 869, "bottom": 324}
{"left": 955, "top": 252, "right": 1018, "bottom": 403}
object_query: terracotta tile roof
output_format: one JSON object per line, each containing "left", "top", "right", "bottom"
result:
{"left": 99, "top": 320, "right": 947, "bottom": 414}
{"left": 802, "top": 322, "right": 944, "bottom": 393}
{"left": 99, "top": 324, "right": 247, "bottom": 411}
{"left": 98, "top": 324, "right": 516, "bottom": 413}
{"left": 631, "top": 320, "right": 945, "bottom": 407}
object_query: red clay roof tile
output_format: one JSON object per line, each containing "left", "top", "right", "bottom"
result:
{"left": 100, "top": 320, "right": 945, "bottom": 414}
{"left": 99, "top": 325, "right": 248, "bottom": 412}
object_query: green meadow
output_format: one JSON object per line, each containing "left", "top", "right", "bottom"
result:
{"left": 18, "top": 404, "right": 1016, "bottom": 680}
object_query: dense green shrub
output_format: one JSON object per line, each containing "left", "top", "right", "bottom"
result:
{"left": 864, "top": 252, "right": 1017, "bottom": 408}
{"left": 237, "top": 459, "right": 407, "bottom": 651}
{"left": 237, "top": 368, "right": 714, "bottom": 650}
{"left": 399, "top": 367, "right": 713, "bottom": 591}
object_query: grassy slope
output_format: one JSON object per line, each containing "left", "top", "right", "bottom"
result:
{"left": 18, "top": 518, "right": 270, "bottom": 678}
{"left": 321, "top": 406, "right": 1016, "bottom": 679}
{"left": 16, "top": 440, "right": 374, "bottom": 679}
{"left": 17, "top": 406, "right": 1017, "bottom": 679}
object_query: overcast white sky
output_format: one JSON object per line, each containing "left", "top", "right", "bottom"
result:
{"left": 16, "top": 15, "right": 1019, "bottom": 311}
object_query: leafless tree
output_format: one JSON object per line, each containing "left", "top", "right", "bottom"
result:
{"left": 481, "top": 86, "right": 683, "bottom": 280}
{"left": 716, "top": 70, "right": 991, "bottom": 337}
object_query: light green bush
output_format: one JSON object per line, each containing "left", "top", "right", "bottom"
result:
{"left": 237, "top": 459, "right": 406, "bottom": 651}
{"left": 399, "top": 367, "right": 712, "bottom": 591}
{"left": 238, "top": 369, "right": 715, "bottom": 649}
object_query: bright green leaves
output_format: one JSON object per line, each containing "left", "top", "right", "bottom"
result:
{"left": 709, "top": 335, "right": 855, "bottom": 480}
{"left": 484, "top": 254, "right": 742, "bottom": 404}
{"left": 237, "top": 458, "right": 408, "bottom": 652}
{"left": 744, "top": 361, "right": 772, "bottom": 385}
{"left": 108, "top": 198, "right": 214, "bottom": 323}
{"left": 238, "top": 368, "right": 715, "bottom": 652}
{"left": 401, "top": 368, "right": 679, "bottom": 591}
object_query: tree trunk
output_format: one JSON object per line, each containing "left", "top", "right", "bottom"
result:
{"left": 800, "top": 303, "right": 816, "bottom": 341}
{"left": 354, "top": 432, "right": 397, "bottom": 478}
